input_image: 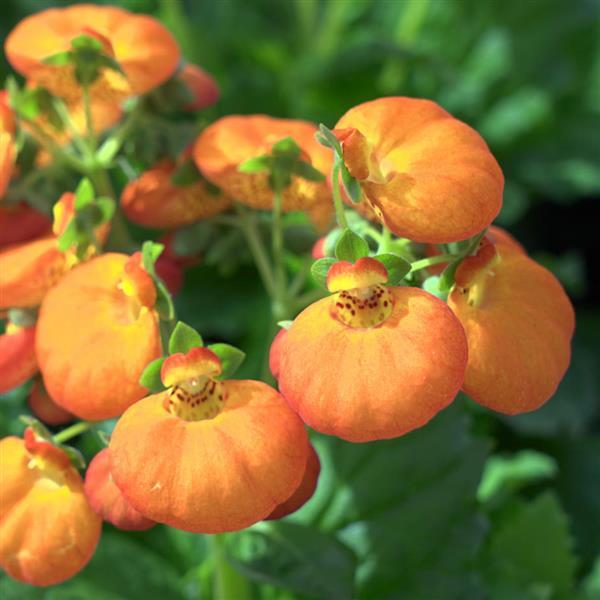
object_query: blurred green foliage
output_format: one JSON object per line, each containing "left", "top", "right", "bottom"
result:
{"left": 1, "top": 0, "right": 599, "bottom": 598}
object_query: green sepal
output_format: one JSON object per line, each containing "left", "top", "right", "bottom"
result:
{"left": 208, "top": 343, "right": 246, "bottom": 379}
{"left": 70, "top": 34, "right": 103, "bottom": 52}
{"left": 141, "top": 241, "right": 165, "bottom": 273}
{"left": 74, "top": 178, "right": 95, "bottom": 210}
{"left": 19, "top": 415, "right": 52, "bottom": 441}
{"left": 315, "top": 124, "right": 342, "bottom": 154}
{"left": 335, "top": 228, "right": 369, "bottom": 262}
{"left": 168, "top": 321, "right": 204, "bottom": 354}
{"left": 311, "top": 257, "right": 337, "bottom": 289}
{"left": 238, "top": 155, "right": 273, "bottom": 174}
{"left": 96, "top": 197, "right": 116, "bottom": 223}
{"left": 7, "top": 308, "right": 38, "bottom": 328}
{"left": 277, "top": 320, "right": 293, "bottom": 330}
{"left": 60, "top": 444, "right": 86, "bottom": 470}
{"left": 155, "top": 280, "right": 175, "bottom": 321}
{"left": 139, "top": 357, "right": 167, "bottom": 393}
{"left": 57, "top": 220, "right": 82, "bottom": 252}
{"left": 438, "top": 229, "right": 487, "bottom": 292}
{"left": 272, "top": 136, "right": 301, "bottom": 158}
{"left": 422, "top": 275, "right": 448, "bottom": 300}
{"left": 373, "top": 253, "right": 411, "bottom": 285}
{"left": 293, "top": 160, "right": 326, "bottom": 183}
{"left": 43, "top": 51, "right": 73, "bottom": 67}
{"left": 340, "top": 162, "right": 362, "bottom": 203}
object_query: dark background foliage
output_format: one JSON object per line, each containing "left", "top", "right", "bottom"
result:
{"left": 1, "top": 1, "right": 599, "bottom": 598}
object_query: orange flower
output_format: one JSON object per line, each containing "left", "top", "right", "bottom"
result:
{"left": 121, "top": 158, "right": 232, "bottom": 229}
{"left": 84, "top": 448, "right": 154, "bottom": 531}
{"left": 333, "top": 97, "right": 503, "bottom": 243}
{"left": 271, "top": 257, "right": 468, "bottom": 442}
{"left": 0, "top": 92, "right": 16, "bottom": 200}
{"left": 28, "top": 380, "right": 73, "bottom": 426}
{"left": 5, "top": 5, "right": 180, "bottom": 103}
{"left": 110, "top": 347, "right": 309, "bottom": 533}
{"left": 36, "top": 253, "right": 162, "bottom": 420}
{"left": 447, "top": 239, "right": 574, "bottom": 414}
{"left": 193, "top": 115, "right": 333, "bottom": 229}
{"left": 0, "top": 202, "right": 52, "bottom": 248}
{"left": 0, "top": 323, "right": 37, "bottom": 393}
{"left": 0, "top": 428, "right": 101, "bottom": 586}
{"left": 266, "top": 443, "right": 320, "bottom": 520}
{"left": 178, "top": 63, "right": 220, "bottom": 111}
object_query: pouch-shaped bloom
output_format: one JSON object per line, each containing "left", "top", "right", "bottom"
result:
{"left": 28, "top": 380, "right": 73, "bottom": 426}
{"left": 0, "top": 323, "right": 37, "bottom": 393}
{"left": 110, "top": 347, "right": 309, "bottom": 533}
{"left": 272, "top": 257, "right": 468, "bottom": 442}
{"left": 178, "top": 64, "right": 220, "bottom": 111}
{"left": 0, "top": 428, "right": 101, "bottom": 586}
{"left": 5, "top": 5, "right": 180, "bottom": 103}
{"left": 0, "top": 192, "right": 97, "bottom": 309}
{"left": 193, "top": 115, "right": 333, "bottom": 229}
{"left": 121, "top": 158, "right": 232, "bottom": 229}
{"left": 36, "top": 252, "right": 162, "bottom": 420}
{"left": 84, "top": 449, "right": 154, "bottom": 531}
{"left": 0, "top": 92, "right": 16, "bottom": 200}
{"left": 334, "top": 97, "right": 503, "bottom": 243}
{"left": 266, "top": 443, "right": 320, "bottom": 520}
{"left": 448, "top": 240, "right": 575, "bottom": 414}
{"left": 0, "top": 202, "right": 52, "bottom": 248}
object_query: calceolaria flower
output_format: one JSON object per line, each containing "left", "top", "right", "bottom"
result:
{"left": 271, "top": 257, "right": 468, "bottom": 442}
{"left": 5, "top": 4, "right": 180, "bottom": 103}
{"left": 448, "top": 237, "right": 575, "bottom": 414}
{"left": 84, "top": 448, "right": 155, "bottom": 531}
{"left": 193, "top": 115, "right": 333, "bottom": 229}
{"left": 0, "top": 202, "right": 52, "bottom": 248}
{"left": 28, "top": 379, "right": 73, "bottom": 426}
{"left": 0, "top": 322, "right": 37, "bottom": 393}
{"left": 334, "top": 97, "right": 504, "bottom": 243}
{"left": 36, "top": 252, "right": 162, "bottom": 420}
{"left": 0, "top": 428, "right": 101, "bottom": 586}
{"left": 110, "top": 347, "right": 310, "bottom": 533}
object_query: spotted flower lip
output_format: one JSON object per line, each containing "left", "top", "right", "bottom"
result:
{"left": 120, "top": 158, "right": 232, "bottom": 229}
{"left": 448, "top": 241, "right": 575, "bottom": 415}
{"left": 109, "top": 380, "right": 310, "bottom": 534}
{"left": 36, "top": 253, "right": 162, "bottom": 421}
{"left": 273, "top": 286, "right": 468, "bottom": 442}
{"left": 193, "top": 114, "right": 333, "bottom": 229}
{"left": 0, "top": 429, "right": 101, "bottom": 586}
{"left": 5, "top": 4, "right": 180, "bottom": 102}
{"left": 326, "top": 257, "right": 388, "bottom": 292}
{"left": 161, "top": 347, "right": 222, "bottom": 388}
{"left": 334, "top": 97, "right": 504, "bottom": 244}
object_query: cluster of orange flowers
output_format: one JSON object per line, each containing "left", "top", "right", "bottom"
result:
{"left": 0, "top": 3, "right": 574, "bottom": 588}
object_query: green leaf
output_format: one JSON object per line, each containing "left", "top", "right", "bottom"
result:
{"left": 293, "top": 160, "right": 326, "bottom": 182}
{"left": 484, "top": 493, "right": 577, "bottom": 599}
{"left": 96, "top": 197, "right": 116, "bottom": 224}
{"left": 238, "top": 155, "right": 273, "bottom": 174}
{"left": 477, "top": 450, "right": 558, "bottom": 503}
{"left": 141, "top": 241, "right": 164, "bottom": 274}
{"left": 373, "top": 253, "right": 411, "bottom": 285}
{"left": 168, "top": 321, "right": 203, "bottom": 354}
{"left": 334, "top": 228, "right": 369, "bottom": 262}
{"left": 57, "top": 220, "right": 81, "bottom": 252}
{"left": 59, "top": 443, "right": 86, "bottom": 470}
{"left": 74, "top": 178, "right": 94, "bottom": 210}
{"left": 340, "top": 162, "right": 362, "bottom": 203}
{"left": 271, "top": 136, "right": 301, "bottom": 158}
{"left": 208, "top": 343, "right": 246, "bottom": 379}
{"left": 71, "top": 34, "right": 104, "bottom": 52}
{"left": 316, "top": 124, "right": 342, "bottom": 154}
{"left": 422, "top": 275, "right": 447, "bottom": 300}
{"left": 139, "top": 357, "right": 166, "bottom": 393}
{"left": 226, "top": 521, "right": 356, "bottom": 600}
{"left": 311, "top": 257, "right": 337, "bottom": 289}
{"left": 277, "top": 320, "right": 293, "bottom": 330}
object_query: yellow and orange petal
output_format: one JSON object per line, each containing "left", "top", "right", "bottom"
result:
{"left": 28, "top": 380, "right": 73, "bottom": 426}
{"left": 326, "top": 257, "right": 388, "bottom": 292}
{"left": 5, "top": 5, "right": 180, "bottom": 103}
{"left": 0, "top": 237, "right": 67, "bottom": 309}
{"left": 334, "top": 97, "right": 503, "bottom": 243}
{"left": 36, "top": 253, "right": 162, "bottom": 420}
{"left": 161, "top": 347, "right": 221, "bottom": 388}
{"left": 110, "top": 380, "right": 309, "bottom": 533}
{"left": 193, "top": 115, "right": 333, "bottom": 229}
{"left": 448, "top": 242, "right": 574, "bottom": 414}
{"left": 266, "top": 443, "right": 320, "bottom": 520}
{"left": 178, "top": 64, "right": 220, "bottom": 111}
{"left": 0, "top": 429, "right": 101, "bottom": 586}
{"left": 0, "top": 202, "right": 52, "bottom": 248}
{"left": 274, "top": 287, "right": 468, "bottom": 442}
{"left": 0, "top": 324, "right": 37, "bottom": 393}
{"left": 84, "top": 449, "right": 154, "bottom": 531}
{"left": 121, "top": 159, "right": 232, "bottom": 229}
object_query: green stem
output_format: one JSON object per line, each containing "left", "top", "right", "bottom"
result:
{"left": 270, "top": 188, "right": 290, "bottom": 322}
{"left": 82, "top": 85, "right": 96, "bottom": 151}
{"left": 410, "top": 253, "right": 455, "bottom": 273}
{"left": 378, "top": 227, "right": 392, "bottom": 253}
{"left": 25, "top": 121, "right": 87, "bottom": 172}
{"left": 235, "top": 204, "right": 276, "bottom": 297}
{"left": 331, "top": 161, "right": 349, "bottom": 229}
{"left": 96, "top": 106, "right": 140, "bottom": 166}
{"left": 439, "top": 229, "right": 488, "bottom": 290}
{"left": 53, "top": 421, "right": 93, "bottom": 444}
{"left": 210, "top": 534, "right": 251, "bottom": 600}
